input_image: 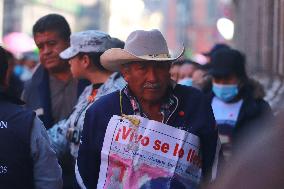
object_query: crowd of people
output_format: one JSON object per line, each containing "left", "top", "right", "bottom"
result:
{"left": 0, "top": 13, "right": 278, "bottom": 189}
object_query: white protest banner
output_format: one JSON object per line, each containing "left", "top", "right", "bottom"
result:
{"left": 97, "top": 115, "right": 202, "bottom": 189}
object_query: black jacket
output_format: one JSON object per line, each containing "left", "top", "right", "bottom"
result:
{"left": 208, "top": 79, "right": 273, "bottom": 143}
{"left": 0, "top": 92, "right": 35, "bottom": 189}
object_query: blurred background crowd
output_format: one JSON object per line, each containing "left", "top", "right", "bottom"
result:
{"left": 0, "top": 0, "right": 283, "bottom": 111}
{"left": 0, "top": 1, "right": 284, "bottom": 188}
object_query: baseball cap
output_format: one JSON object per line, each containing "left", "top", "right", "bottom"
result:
{"left": 203, "top": 43, "right": 230, "bottom": 57}
{"left": 60, "top": 30, "right": 112, "bottom": 60}
{"left": 208, "top": 48, "right": 246, "bottom": 78}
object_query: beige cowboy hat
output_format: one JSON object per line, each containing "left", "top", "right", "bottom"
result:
{"left": 100, "top": 29, "right": 184, "bottom": 72}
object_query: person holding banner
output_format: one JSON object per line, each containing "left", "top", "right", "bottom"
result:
{"left": 77, "top": 29, "right": 219, "bottom": 189}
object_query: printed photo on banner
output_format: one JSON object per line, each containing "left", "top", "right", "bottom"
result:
{"left": 97, "top": 115, "right": 202, "bottom": 189}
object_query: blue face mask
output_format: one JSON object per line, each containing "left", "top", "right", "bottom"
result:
{"left": 212, "top": 83, "right": 239, "bottom": 102}
{"left": 13, "top": 65, "right": 24, "bottom": 77}
{"left": 178, "top": 77, "right": 193, "bottom": 87}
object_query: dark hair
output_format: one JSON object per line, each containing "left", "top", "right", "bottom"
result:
{"left": 0, "top": 46, "right": 8, "bottom": 85}
{"left": 110, "top": 37, "right": 125, "bottom": 49}
{"left": 173, "top": 59, "right": 201, "bottom": 69}
{"left": 183, "top": 59, "right": 201, "bottom": 68}
{"left": 32, "top": 14, "right": 71, "bottom": 42}
{"left": 5, "top": 50, "right": 14, "bottom": 61}
{"left": 78, "top": 52, "right": 107, "bottom": 72}
{"left": 172, "top": 59, "right": 184, "bottom": 66}
{"left": 75, "top": 38, "right": 125, "bottom": 72}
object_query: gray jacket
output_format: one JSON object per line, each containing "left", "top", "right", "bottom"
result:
{"left": 31, "top": 116, "right": 63, "bottom": 189}
{"left": 47, "top": 72, "right": 126, "bottom": 159}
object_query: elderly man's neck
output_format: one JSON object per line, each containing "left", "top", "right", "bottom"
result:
{"left": 140, "top": 99, "right": 164, "bottom": 122}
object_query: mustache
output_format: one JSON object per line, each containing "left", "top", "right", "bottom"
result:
{"left": 143, "top": 82, "right": 161, "bottom": 89}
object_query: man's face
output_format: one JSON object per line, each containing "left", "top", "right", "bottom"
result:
{"left": 121, "top": 61, "right": 171, "bottom": 104}
{"left": 34, "top": 30, "right": 69, "bottom": 73}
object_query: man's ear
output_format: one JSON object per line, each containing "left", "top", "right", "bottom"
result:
{"left": 82, "top": 54, "right": 91, "bottom": 69}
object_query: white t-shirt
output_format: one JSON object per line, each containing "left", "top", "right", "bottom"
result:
{"left": 212, "top": 97, "right": 243, "bottom": 158}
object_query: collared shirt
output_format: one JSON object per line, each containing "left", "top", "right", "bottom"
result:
{"left": 122, "top": 85, "right": 178, "bottom": 124}
{"left": 49, "top": 75, "right": 78, "bottom": 123}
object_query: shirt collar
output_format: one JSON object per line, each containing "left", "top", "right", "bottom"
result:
{"left": 122, "top": 83, "right": 178, "bottom": 123}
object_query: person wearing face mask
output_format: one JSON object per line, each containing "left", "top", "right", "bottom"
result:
{"left": 169, "top": 60, "right": 182, "bottom": 82}
{"left": 207, "top": 48, "right": 273, "bottom": 160}
{"left": 177, "top": 59, "right": 200, "bottom": 87}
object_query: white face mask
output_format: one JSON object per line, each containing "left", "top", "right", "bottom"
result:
{"left": 178, "top": 77, "right": 193, "bottom": 87}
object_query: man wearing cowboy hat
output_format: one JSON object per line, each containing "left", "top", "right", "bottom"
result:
{"left": 77, "top": 29, "right": 219, "bottom": 188}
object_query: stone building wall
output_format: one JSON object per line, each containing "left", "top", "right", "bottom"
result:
{"left": 233, "top": 0, "right": 284, "bottom": 110}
